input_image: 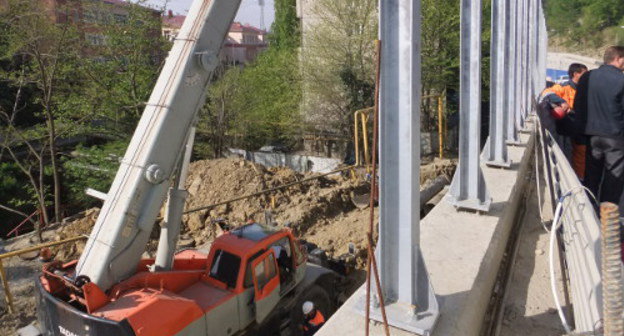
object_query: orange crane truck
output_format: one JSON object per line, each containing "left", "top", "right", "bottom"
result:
{"left": 37, "top": 223, "right": 340, "bottom": 336}
{"left": 34, "top": 0, "right": 342, "bottom": 334}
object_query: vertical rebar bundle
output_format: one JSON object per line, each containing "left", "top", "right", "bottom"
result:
{"left": 600, "top": 202, "right": 624, "bottom": 336}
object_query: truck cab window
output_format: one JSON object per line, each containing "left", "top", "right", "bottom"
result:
{"left": 209, "top": 250, "right": 241, "bottom": 289}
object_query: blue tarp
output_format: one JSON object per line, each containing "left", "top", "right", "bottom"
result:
{"left": 546, "top": 68, "right": 568, "bottom": 82}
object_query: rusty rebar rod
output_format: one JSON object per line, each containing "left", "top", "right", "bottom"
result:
{"left": 365, "top": 39, "right": 390, "bottom": 336}
{"left": 600, "top": 202, "right": 624, "bottom": 336}
{"left": 367, "top": 233, "right": 391, "bottom": 335}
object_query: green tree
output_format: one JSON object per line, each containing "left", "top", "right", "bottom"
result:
{"left": 270, "top": 0, "right": 301, "bottom": 49}
{"left": 300, "top": 0, "right": 378, "bottom": 138}
{"left": 77, "top": 1, "right": 167, "bottom": 134}
{"left": 199, "top": 49, "right": 302, "bottom": 153}
{"left": 198, "top": 0, "right": 302, "bottom": 155}
{"left": 0, "top": 0, "right": 166, "bottom": 234}
{"left": 545, "top": 0, "right": 624, "bottom": 46}
{"left": 62, "top": 141, "right": 126, "bottom": 211}
{"left": 0, "top": 0, "right": 84, "bottom": 226}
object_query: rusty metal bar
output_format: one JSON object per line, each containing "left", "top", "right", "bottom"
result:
{"left": 365, "top": 39, "right": 386, "bottom": 336}
{"left": 600, "top": 202, "right": 624, "bottom": 336}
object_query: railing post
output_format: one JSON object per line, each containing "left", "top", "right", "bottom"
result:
{"left": 485, "top": 0, "right": 511, "bottom": 168}
{"left": 516, "top": 0, "right": 527, "bottom": 130}
{"left": 506, "top": 0, "right": 520, "bottom": 145}
{"left": 449, "top": 0, "right": 492, "bottom": 212}
{"left": 355, "top": 0, "right": 439, "bottom": 333}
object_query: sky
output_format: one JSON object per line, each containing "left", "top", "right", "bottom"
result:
{"left": 146, "top": 0, "right": 275, "bottom": 30}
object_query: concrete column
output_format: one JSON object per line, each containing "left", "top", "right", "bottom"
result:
{"left": 355, "top": 0, "right": 439, "bottom": 333}
{"left": 485, "top": 0, "right": 511, "bottom": 168}
{"left": 449, "top": 0, "right": 492, "bottom": 212}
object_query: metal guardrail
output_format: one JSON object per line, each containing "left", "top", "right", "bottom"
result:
{"left": 536, "top": 116, "right": 604, "bottom": 333}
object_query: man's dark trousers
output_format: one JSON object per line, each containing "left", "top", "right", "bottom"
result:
{"left": 585, "top": 136, "right": 624, "bottom": 213}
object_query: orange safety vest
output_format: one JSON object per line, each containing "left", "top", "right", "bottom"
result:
{"left": 542, "top": 82, "right": 577, "bottom": 108}
{"left": 542, "top": 81, "right": 587, "bottom": 179}
{"left": 303, "top": 310, "right": 326, "bottom": 331}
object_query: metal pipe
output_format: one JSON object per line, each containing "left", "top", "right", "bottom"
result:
{"left": 600, "top": 202, "right": 624, "bottom": 336}
{"left": 0, "top": 235, "right": 88, "bottom": 314}
{"left": 0, "top": 259, "right": 14, "bottom": 314}
{"left": 362, "top": 112, "right": 371, "bottom": 168}
{"left": 355, "top": 111, "right": 361, "bottom": 166}
{"left": 438, "top": 96, "right": 444, "bottom": 159}
{"left": 0, "top": 236, "right": 88, "bottom": 260}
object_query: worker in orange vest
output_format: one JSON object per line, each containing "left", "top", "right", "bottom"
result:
{"left": 541, "top": 63, "right": 589, "bottom": 180}
{"left": 301, "top": 301, "right": 325, "bottom": 335}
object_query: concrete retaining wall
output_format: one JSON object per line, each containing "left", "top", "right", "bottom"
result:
{"left": 227, "top": 148, "right": 342, "bottom": 173}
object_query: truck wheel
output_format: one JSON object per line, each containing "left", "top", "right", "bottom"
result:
{"left": 289, "top": 284, "right": 333, "bottom": 335}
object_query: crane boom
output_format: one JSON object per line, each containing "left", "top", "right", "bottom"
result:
{"left": 76, "top": 0, "right": 242, "bottom": 291}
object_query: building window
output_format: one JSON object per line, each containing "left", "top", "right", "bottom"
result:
{"left": 85, "top": 33, "right": 108, "bottom": 46}
{"left": 114, "top": 13, "right": 128, "bottom": 24}
{"left": 83, "top": 10, "right": 97, "bottom": 23}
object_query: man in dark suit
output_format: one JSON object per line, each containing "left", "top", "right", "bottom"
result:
{"left": 575, "top": 46, "right": 624, "bottom": 215}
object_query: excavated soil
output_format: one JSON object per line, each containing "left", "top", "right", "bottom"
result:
{"left": 0, "top": 157, "right": 456, "bottom": 334}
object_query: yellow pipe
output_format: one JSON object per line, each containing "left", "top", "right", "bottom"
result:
{"left": 353, "top": 107, "right": 374, "bottom": 168}
{"left": 0, "top": 235, "right": 88, "bottom": 260}
{"left": 361, "top": 112, "right": 370, "bottom": 169}
{"left": 0, "top": 259, "right": 14, "bottom": 314}
{"left": 438, "top": 95, "right": 444, "bottom": 159}
{"left": 354, "top": 111, "right": 361, "bottom": 166}
{"left": 0, "top": 235, "right": 89, "bottom": 314}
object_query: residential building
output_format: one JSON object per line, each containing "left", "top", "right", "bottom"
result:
{"left": 162, "top": 13, "right": 268, "bottom": 65}
{"left": 162, "top": 10, "right": 185, "bottom": 42}
{"left": 1, "top": 0, "right": 162, "bottom": 56}
{"left": 223, "top": 22, "right": 268, "bottom": 65}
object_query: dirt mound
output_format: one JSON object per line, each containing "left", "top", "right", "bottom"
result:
{"left": 52, "top": 208, "right": 100, "bottom": 261}
{"left": 49, "top": 158, "right": 365, "bottom": 260}
{"left": 48, "top": 157, "right": 454, "bottom": 263}
{"left": 420, "top": 158, "right": 456, "bottom": 183}
{"left": 182, "top": 158, "right": 365, "bottom": 247}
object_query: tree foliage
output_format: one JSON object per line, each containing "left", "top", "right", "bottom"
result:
{"left": 300, "top": 0, "right": 378, "bottom": 137}
{"left": 198, "top": 0, "right": 302, "bottom": 155}
{"left": 199, "top": 48, "right": 302, "bottom": 154}
{"left": 545, "top": 0, "right": 624, "bottom": 46}
{"left": 62, "top": 140, "right": 126, "bottom": 211}
{"left": 0, "top": 0, "right": 165, "bottom": 232}
{"left": 270, "top": 0, "right": 301, "bottom": 49}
